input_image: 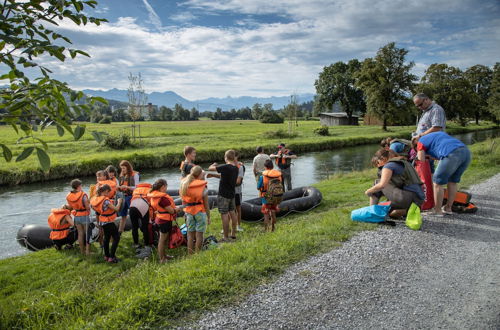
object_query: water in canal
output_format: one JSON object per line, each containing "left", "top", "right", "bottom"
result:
{"left": 1, "top": 129, "right": 498, "bottom": 259}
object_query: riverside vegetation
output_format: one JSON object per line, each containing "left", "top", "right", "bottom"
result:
{"left": 0, "top": 137, "right": 498, "bottom": 329}
{"left": 0, "top": 120, "right": 497, "bottom": 185}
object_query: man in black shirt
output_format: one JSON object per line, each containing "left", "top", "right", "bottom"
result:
{"left": 208, "top": 150, "right": 239, "bottom": 241}
{"left": 270, "top": 143, "right": 297, "bottom": 191}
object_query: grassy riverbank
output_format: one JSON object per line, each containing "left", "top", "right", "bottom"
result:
{"left": 0, "top": 137, "right": 498, "bottom": 329}
{"left": 0, "top": 120, "right": 497, "bottom": 185}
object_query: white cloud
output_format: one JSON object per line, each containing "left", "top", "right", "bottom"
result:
{"left": 170, "top": 12, "right": 197, "bottom": 23}
{"left": 32, "top": 0, "right": 500, "bottom": 99}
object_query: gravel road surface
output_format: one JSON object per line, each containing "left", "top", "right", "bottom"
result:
{"left": 185, "top": 174, "right": 500, "bottom": 329}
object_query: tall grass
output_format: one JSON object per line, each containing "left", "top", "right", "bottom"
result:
{"left": 0, "top": 138, "right": 498, "bottom": 329}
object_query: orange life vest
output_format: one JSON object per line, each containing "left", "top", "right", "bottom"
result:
{"left": 148, "top": 191, "right": 176, "bottom": 222}
{"left": 119, "top": 171, "right": 139, "bottom": 193}
{"left": 97, "top": 179, "right": 117, "bottom": 199}
{"left": 90, "top": 196, "right": 117, "bottom": 223}
{"left": 66, "top": 191, "right": 90, "bottom": 216}
{"left": 181, "top": 179, "right": 207, "bottom": 214}
{"left": 131, "top": 183, "right": 152, "bottom": 202}
{"left": 47, "top": 208, "right": 71, "bottom": 240}
{"left": 275, "top": 149, "right": 291, "bottom": 166}
{"left": 260, "top": 169, "right": 282, "bottom": 197}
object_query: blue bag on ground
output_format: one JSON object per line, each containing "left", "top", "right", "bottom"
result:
{"left": 351, "top": 204, "right": 390, "bottom": 223}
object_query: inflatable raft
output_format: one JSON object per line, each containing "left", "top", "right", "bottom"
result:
{"left": 241, "top": 186, "right": 323, "bottom": 222}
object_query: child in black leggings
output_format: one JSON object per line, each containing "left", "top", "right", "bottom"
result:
{"left": 90, "top": 184, "right": 123, "bottom": 263}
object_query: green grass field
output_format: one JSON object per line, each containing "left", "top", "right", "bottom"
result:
{"left": 0, "top": 137, "right": 498, "bottom": 329}
{"left": 0, "top": 120, "right": 496, "bottom": 185}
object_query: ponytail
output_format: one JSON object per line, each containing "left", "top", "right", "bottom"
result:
{"left": 150, "top": 179, "right": 167, "bottom": 193}
{"left": 180, "top": 165, "right": 203, "bottom": 196}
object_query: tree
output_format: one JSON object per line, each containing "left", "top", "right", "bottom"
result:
{"left": 159, "top": 106, "right": 173, "bottom": 121}
{"left": 190, "top": 107, "right": 200, "bottom": 120}
{"left": 0, "top": 0, "right": 107, "bottom": 170}
{"left": 487, "top": 62, "right": 500, "bottom": 122}
{"left": 356, "top": 42, "right": 416, "bottom": 130}
{"left": 259, "top": 110, "right": 284, "bottom": 123}
{"left": 314, "top": 59, "right": 366, "bottom": 120}
{"left": 251, "top": 103, "right": 263, "bottom": 120}
{"left": 127, "top": 72, "right": 147, "bottom": 139}
{"left": 465, "top": 64, "right": 493, "bottom": 124}
{"left": 419, "top": 63, "right": 475, "bottom": 126}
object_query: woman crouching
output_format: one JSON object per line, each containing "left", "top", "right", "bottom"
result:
{"left": 365, "top": 149, "right": 424, "bottom": 217}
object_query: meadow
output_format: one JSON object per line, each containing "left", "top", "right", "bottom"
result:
{"left": 0, "top": 120, "right": 496, "bottom": 185}
{"left": 0, "top": 137, "right": 498, "bottom": 329}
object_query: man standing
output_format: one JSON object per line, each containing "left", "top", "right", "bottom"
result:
{"left": 270, "top": 143, "right": 297, "bottom": 191}
{"left": 413, "top": 93, "right": 446, "bottom": 138}
{"left": 252, "top": 146, "right": 271, "bottom": 183}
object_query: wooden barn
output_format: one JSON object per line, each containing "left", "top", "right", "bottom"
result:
{"left": 319, "top": 112, "right": 359, "bottom": 126}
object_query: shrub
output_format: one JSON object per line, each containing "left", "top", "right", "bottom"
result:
{"left": 259, "top": 111, "right": 284, "bottom": 123}
{"left": 99, "top": 115, "right": 112, "bottom": 124}
{"left": 313, "top": 125, "right": 330, "bottom": 136}
{"left": 102, "top": 132, "right": 132, "bottom": 149}
{"left": 263, "top": 129, "right": 298, "bottom": 139}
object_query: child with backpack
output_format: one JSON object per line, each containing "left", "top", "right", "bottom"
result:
{"left": 257, "top": 159, "right": 284, "bottom": 232}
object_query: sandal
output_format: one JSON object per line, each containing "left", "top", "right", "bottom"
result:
{"left": 441, "top": 206, "right": 453, "bottom": 215}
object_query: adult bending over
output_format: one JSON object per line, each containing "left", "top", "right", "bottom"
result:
{"left": 415, "top": 132, "right": 471, "bottom": 216}
{"left": 365, "top": 149, "right": 424, "bottom": 217}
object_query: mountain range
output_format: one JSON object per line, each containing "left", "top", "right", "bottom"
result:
{"left": 82, "top": 88, "right": 315, "bottom": 111}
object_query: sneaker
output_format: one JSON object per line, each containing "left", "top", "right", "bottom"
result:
{"left": 237, "top": 226, "right": 244, "bottom": 232}
{"left": 220, "top": 229, "right": 224, "bottom": 234}
{"left": 107, "top": 257, "right": 119, "bottom": 263}
{"left": 165, "top": 255, "right": 174, "bottom": 260}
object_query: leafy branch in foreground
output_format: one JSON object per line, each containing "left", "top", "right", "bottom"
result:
{"left": 0, "top": 0, "right": 108, "bottom": 171}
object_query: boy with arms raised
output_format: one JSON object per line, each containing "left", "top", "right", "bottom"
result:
{"left": 208, "top": 150, "right": 239, "bottom": 242}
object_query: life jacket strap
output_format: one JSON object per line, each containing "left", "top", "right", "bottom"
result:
{"left": 184, "top": 202, "right": 203, "bottom": 206}
{"left": 52, "top": 228, "right": 70, "bottom": 232}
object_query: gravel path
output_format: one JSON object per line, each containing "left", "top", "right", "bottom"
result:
{"left": 184, "top": 174, "right": 500, "bottom": 330}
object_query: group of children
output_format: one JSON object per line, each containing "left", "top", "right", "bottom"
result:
{"left": 47, "top": 145, "right": 286, "bottom": 263}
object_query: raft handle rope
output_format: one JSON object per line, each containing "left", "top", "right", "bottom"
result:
{"left": 16, "top": 237, "right": 42, "bottom": 252}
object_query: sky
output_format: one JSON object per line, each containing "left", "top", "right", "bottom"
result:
{"left": 34, "top": 0, "right": 500, "bottom": 99}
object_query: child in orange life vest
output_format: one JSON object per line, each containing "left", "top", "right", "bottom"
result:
{"left": 66, "top": 179, "right": 91, "bottom": 255}
{"left": 48, "top": 206, "right": 77, "bottom": 250}
{"left": 117, "top": 160, "right": 139, "bottom": 233}
{"left": 257, "top": 159, "right": 282, "bottom": 232}
{"left": 180, "top": 166, "right": 211, "bottom": 254}
{"left": 91, "top": 184, "right": 123, "bottom": 263}
{"left": 106, "top": 165, "right": 122, "bottom": 198}
{"left": 148, "top": 179, "right": 182, "bottom": 263}
{"left": 95, "top": 170, "right": 118, "bottom": 200}
{"left": 180, "top": 146, "right": 197, "bottom": 178}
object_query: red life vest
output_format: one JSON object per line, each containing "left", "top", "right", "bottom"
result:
{"left": 148, "top": 191, "right": 176, "bottom": 222}
{"left": 181, "top": 179, "right": 207, "bottom": 214}
{"left": 66, "top": 191, "right": 90, "bottom": 217}
{"left": 90, "top": 196, "right": 117, "bottom": 223}
{"left": 260, "top": 169, "right": 282, "bottom": 197}
{"left": 47, "top": 208, "right": 71, "bottom": 240}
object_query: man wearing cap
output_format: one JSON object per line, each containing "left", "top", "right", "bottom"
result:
{"left": 270, "top": 143, "right": 297, "bottom": 191}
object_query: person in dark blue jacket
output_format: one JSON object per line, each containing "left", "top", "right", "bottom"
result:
{"left": 415, "top": 132, "right": 471, "bottom": 216}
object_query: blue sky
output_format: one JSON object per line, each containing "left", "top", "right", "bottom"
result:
{"left": 41, "top": 0, "right": 500, "bottom": 99}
